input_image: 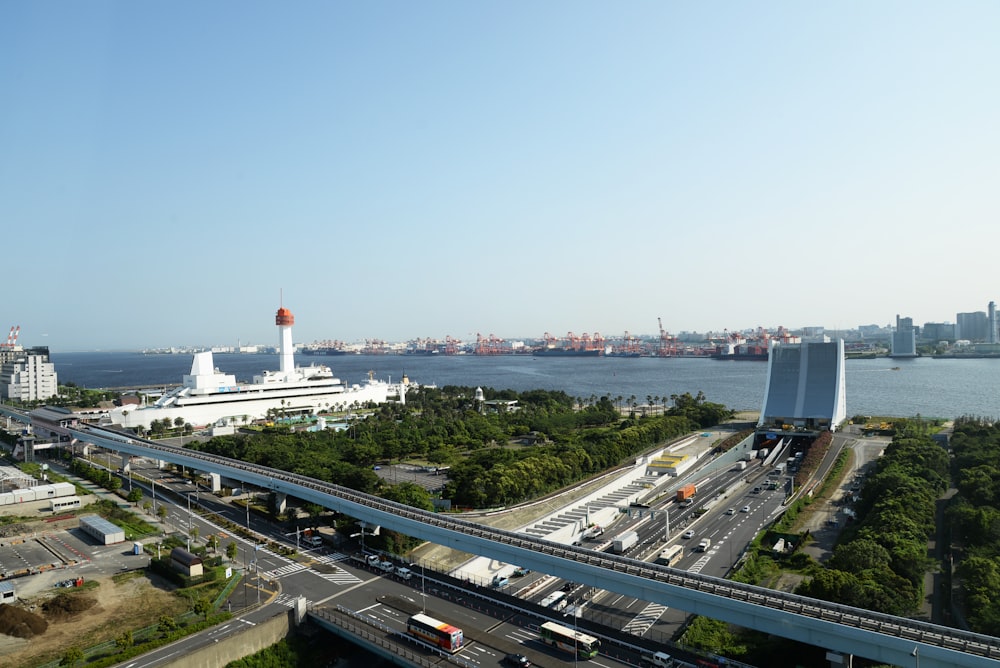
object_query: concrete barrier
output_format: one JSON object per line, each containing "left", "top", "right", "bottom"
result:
{"left": 157, "top": 609, "right": 294, "bottom": 668}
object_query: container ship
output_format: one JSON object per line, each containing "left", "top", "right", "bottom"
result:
{"left": 532, "top": 346, "right": 603, "bottom": 357}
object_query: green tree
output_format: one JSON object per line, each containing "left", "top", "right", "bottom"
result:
{"left": 127, "top": 487, "right": 143, "bottom": 505}
{"left": 193, "top": 597, "right": 213, "bottom": 620}
{"left": 226, "top": 541, "right": 239, "bottom": 561}
{"left": 381, "top": 481, "right": 434, "bottom": 511}
{"left": 60, "top": 647, "right": 84, "bottom": 666}
{"left": 157, "top": 614, "right": 178, "bottom": 634}
{"left": 157, "top": 505, "right": 168, "bottom": 522}
{"left": 115, "top": 630, "right": 133, "bottom": 652}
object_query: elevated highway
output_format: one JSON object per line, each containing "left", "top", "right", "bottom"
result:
{"left": 4, "top": 409, "right": 997, "bottom": 668}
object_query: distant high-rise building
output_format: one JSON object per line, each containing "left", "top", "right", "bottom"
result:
{"left": 0, "top": 346, "right": 58, "bottom": 402}
{"left": 990, "top": 301, "right": 997, "bottom": 344}
{"left": 891, "top": 315, "right": 917, "bottom": 357}
{"left": 921, "top": 322, "right": 956, "bottom": 342}
{"left": 957, "top": 311, "right": 989, "bottom": 342}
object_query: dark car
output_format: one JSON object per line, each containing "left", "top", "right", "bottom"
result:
{"left": 503, "top": 654, "right": 531, "bottom": 668}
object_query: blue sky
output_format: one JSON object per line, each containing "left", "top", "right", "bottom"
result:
{"left": 3, "top": 2, "right": 999, "bottom": 351}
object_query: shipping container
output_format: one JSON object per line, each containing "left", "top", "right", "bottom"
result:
{"left": 676, "top": 484, "right": 697, "bottom": 501}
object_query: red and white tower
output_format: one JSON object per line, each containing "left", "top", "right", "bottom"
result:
{"left": 275, "top": 306, "right": 295, "bottom": 374}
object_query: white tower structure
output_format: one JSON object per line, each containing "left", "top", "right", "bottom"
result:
{"left": 758, "top": 338, "right": 846, "bottom": 433}
{"left": 276, "top": 306, "right": 295, "bottom": 375}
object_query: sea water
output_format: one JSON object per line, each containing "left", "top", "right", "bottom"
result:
{"left": 49, "top": 352, "right": 1000, "bottom": 419}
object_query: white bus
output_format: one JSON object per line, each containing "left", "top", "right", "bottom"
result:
{"left": 657, "top": 544, "right": 684, "bottom": 567}
{"left": 539, "top": 621, "right": 600, "bottom": 659}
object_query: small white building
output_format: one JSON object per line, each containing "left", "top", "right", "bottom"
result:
{"left": 0, "top": 581, "right": 15, "bottom": 604}
{"left": 79, "top": 515, "right": 125, "bottom": 545}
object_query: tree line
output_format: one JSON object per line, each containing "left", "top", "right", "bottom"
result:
{"left": 797, "top": 421, "right": 948, "bottom": 616}
{"left": 189, "top": 387, "right": 733, "bottom": 510}
{"left": 945, "top": 417, "right": 1000, "bottom": 634}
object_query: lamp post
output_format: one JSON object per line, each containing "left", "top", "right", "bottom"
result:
{"left": 912, "top": 647, "right": 919, "bottom": 668}
{"left": 186, "top": 493, "right": 192, "bottom": 550}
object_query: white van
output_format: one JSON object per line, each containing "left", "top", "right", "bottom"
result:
{"left": 696, "top": 538, "right": 711, "bottom": 552}
{"left": 642, "top": 651, "right": 675, "bottom": 667}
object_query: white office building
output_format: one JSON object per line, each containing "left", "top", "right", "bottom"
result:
{"left": 0, "top": 347, "right": 58, "bottom": 402}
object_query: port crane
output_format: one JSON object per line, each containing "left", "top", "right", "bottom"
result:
{"left": 657, "top": 317, "right": 679, "bottom": 357}
{"left": 2, "top": 326, "right": 19, "bottom": 348}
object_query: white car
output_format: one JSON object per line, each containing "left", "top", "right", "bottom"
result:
{"left": 682, "top": 530, "right": 695, "bottom": 539}
{"left": 741, "top": 505, "right": 751, "bottom": 513}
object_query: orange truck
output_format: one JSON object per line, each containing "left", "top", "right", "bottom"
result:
{"left": 676, "top": 484, "right": 696, "bottom": 501}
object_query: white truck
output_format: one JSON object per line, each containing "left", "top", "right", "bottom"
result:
{"left": 612, "top": 530, "right": 639, "bottom": 554}
{"left": 696, "top": 538, "right": 711, "bottom": 552}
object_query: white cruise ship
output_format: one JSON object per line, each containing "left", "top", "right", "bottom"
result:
{"left": 108, "top": 306, "right": 407, "bottom": 430}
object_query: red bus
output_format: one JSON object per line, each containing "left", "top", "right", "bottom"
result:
{"left": 406, "top": 613, "right": 464, "bottom": 652}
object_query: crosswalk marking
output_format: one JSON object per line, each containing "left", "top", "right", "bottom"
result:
{"left": 308, "top": 568, "right": 361, "bottom": 584}
{"left": 274, "top": 593, "right": 309, "bottom": 608}
{"left": 263, "top": 563, "right": 307, "bottom": 579}
{"left": 623, "top": 602, "right": 669, "bottom": 635}
{"left": 312, "top": 552, "right": 350, "bottom": 565}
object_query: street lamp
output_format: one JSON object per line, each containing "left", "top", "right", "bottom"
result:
{"left": 912, "top": 647, "right": 919, "bottom": 668}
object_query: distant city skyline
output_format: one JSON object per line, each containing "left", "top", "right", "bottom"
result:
{"left": 13, "top": 305, "right": 997, "bottom": 353}
{"left": 5, "top": 3, "right": 1000, "bottom": 351}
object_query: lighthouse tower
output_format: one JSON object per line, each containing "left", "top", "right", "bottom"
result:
{"left": 275, "top": 306, "right": 295, "bottom": 374}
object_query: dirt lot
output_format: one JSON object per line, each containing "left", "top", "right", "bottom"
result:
{"left": 0, "top": 572, "right": 187, "bottom": 668}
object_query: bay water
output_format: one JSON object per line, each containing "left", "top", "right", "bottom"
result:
{"left": 49, "top": 352, "right": 1000, "bottom": 420}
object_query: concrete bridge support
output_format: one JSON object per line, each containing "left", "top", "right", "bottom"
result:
{"left": 827, "top": 651, "right": 853, "bottom": 667}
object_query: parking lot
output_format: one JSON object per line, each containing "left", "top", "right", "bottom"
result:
{"left": 0, "top": 500, "right": 151, "bottom": 600}
{"left": 372, "top": 464, "right": 450, "bottom": 492}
